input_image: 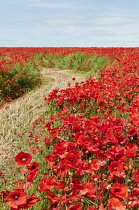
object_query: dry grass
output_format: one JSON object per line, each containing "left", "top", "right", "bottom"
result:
{"left": 0, "top": 68, "right": 87, "bottom": 176}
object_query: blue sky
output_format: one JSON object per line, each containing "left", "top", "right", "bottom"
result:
{"left": 1, "top": 0, "right": 139, "bottom": 47}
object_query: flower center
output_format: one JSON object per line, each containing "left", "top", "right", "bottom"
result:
{"left": 14, "top": 195, "right": 19, "bottom": 200}
{"left": 115, "top": 188, "right": 120, "bottom": 193}
{"left": 22, "top": 157, "right": 26, "bottom": 162}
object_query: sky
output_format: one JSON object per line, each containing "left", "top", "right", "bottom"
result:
{"left": 1, "top": 0, "right": 139, "bottom": 47}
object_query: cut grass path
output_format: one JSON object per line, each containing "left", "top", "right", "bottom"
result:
{"left": 0, "top": 68, "right": 88, "bottom": 175}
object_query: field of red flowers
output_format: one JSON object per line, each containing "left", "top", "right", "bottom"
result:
{"left": 0, "top": 47, "right": 139, "bottom": 209}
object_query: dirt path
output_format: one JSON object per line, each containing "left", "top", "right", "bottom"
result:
{"left": 0, "top": 68, "right": 87, "bottom": 174}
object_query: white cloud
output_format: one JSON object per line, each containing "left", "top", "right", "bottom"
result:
{"left": 40, "top": 15, "right": 138, "bottom": 28}
{"left": 46, "top": 18, "right": 79, "bottom": 26}
{"left": 30, "top": 0, "right": 75, "bottom": 9}
{"left": 93, "top": 16, "right": 135, "bottom": 25}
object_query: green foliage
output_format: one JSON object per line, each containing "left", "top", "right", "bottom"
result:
{"left": 0, "top": 61, "right": 41, "bottom": 101}
{"left": 38, "top": 52, "right": 112, "bottom": 75}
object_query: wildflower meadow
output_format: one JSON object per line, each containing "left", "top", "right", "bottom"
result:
{"left": 0, "top": 47, "right": 139, "bottom": 209}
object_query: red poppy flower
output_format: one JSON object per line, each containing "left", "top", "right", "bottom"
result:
{"left": 125, "top": 143, "right": 138, "bottom": 158}
{"left": 110, "top": 183, "right": 128, "bottom": 199}
{"left": 7, "top": 188, "right": 27, "bottom": 209}
{"left": 46, "top": 192, "right": 60, "bottom": 203}
{"left": 38, "top": 176, "right": 56, "bottom": 192}
{"left": 106, "top": 146, "right": 125, "bottom": 161}
{"left": 76, "top": 134, "right": 92, "bottom": 148}
{"left": 90, "top": 159, "right": 106, "bottom": 171}
{"left": 108, "top": 161, "right": 125, "bottom": 174}
{"left": 87, "top": 207, "right": 97, "bottom": 210}
{"left": 14, "top": 152, "right": 32, "bottom": 166}
{"left": 55, "top": 180, "right": 66, "bottom": 190}
{"left": 108, "top": 197, "right": 126, "bottom": 210}
{"left": 129, "top": 199, "right": 139, "bottom": 208}
{"left": 26, "top": 162, "right": 40, "bottom": 171}
{"left": 70, "top": 178, "right": 81, "bottom": 185}
{"left": 9, "top": 194, "right": 41, "bottom": 209}
{"left": 50, "top": 114, "right": 58, "bottom": 121}
{"left": 23, "top": 193, "right": 41, "bottom": 209}
{"left": 56, "top": 164, "right": 69, "bottom": 178}
{"left": 100, "top": 182, "right": 110, "bottom": 190}
{"left": 132, "top": 170, "right": 139, "bottom": 182}
{"left": 128, "top": 127, "right": 138, "bottom": 136}
{"left": 72, "top": 183, "right": 84, "bottom": 196}
{"left": 49, "top": 201, "right": 61, "bottom": 209}
{"left": 67, "top": 204, "right": 83, "bottom": 210}
{"left": 81, "top": 182, "right": 96, "bottom": 198}
{"left": 0, "top": 190, "right": 10, "bottom": 202}
{"left": 108, "top": 161, "right": 126, "bottom": 180}
{"left": 26, "top": 168, "right": 40, "bottom": 182}
{"left": 64, "top": 151, "right": 82, "bottom": 169}
{"left": 98, "top": 203, "right": 106, "bottom": 210}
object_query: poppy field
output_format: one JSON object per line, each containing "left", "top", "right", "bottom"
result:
{"left": 0, "top": 47, "right": 139, "bottom": 209}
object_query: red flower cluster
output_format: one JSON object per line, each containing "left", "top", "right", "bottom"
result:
{"left": 7, "top": 188, "right": 41, "bottom": 209}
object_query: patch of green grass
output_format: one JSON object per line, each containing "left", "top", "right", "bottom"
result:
{"left": 37, "top": 52, "right": 115, "bottom": 77}
{"left": 0, "top": 58, "right": 42, "bottom": 106}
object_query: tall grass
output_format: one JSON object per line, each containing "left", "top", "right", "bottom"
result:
{"left": 37, "top": 52, "right": 113, "bottom": 76}
{"left": 0, "top": 59, "right": 42, "bottom": 106}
